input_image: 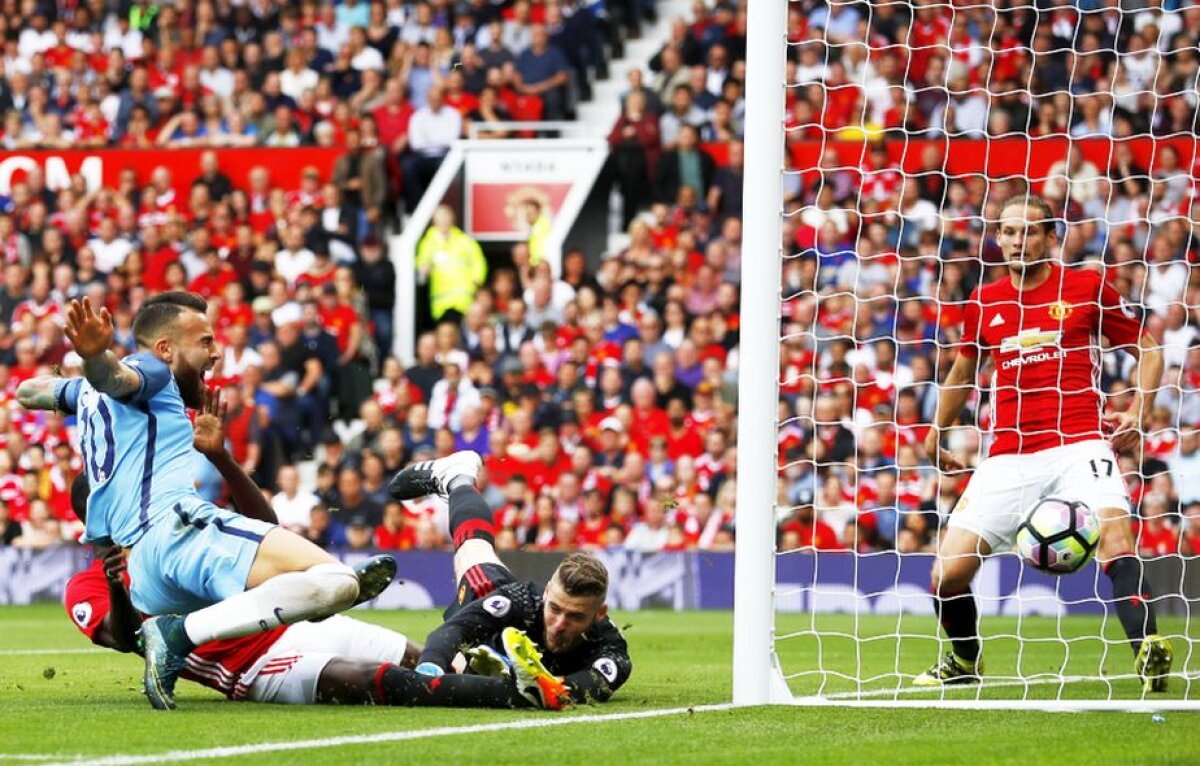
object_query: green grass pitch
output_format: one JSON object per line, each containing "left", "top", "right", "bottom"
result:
{"left": 2, "top": 605, "right": 1199, "bottom": 765}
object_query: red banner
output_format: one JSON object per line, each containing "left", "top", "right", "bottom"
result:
{"left": 702, "top": 137, "right": 1199, "bottom": 177}
{"left": 468, "top": 182, "right": 573, "bottom": 238}
{"left": 0, "top": 148, "right": 343, "bottom": 199}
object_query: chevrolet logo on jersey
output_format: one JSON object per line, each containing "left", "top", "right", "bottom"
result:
{"left": 999, "top": 327, "right": 1062, "bottom": 355}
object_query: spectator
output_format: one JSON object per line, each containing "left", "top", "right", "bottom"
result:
{"left": 401, "top": 86, "right": 462, "bottom": 212}
{"left": 334, "top": 466, "right": 384, "bottom": 528}
{"left": 375, "top": 500, "right": 416, "bottom": 550}
{"left": 415, "top": 205, "right": 487, "bottom": 324}
{"left": 654, "top": 124, "right": 714, "bottom": 205}
{"left": 625, "top": 496, "right": 670, "bottom": 552}
{"left": 514, "top": 24, "right": 571, "bottom": 121}
{"left": 428, "top": 361, "right": 482, "bottom": 432}
{"left": 271, "top": 465, "right": 319, "bottom": 533}
{"left": 607, "top": 90, "right": 660, "bottom": 229}
{"left": 780, "top": 505, "right": 842, "bottom": 551}
{"left": 332, "top": 128, "right": 387, "bottom": 242}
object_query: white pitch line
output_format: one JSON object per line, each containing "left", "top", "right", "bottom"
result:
{"left": 40, "top": 703, "right": 738, "bottom": 766}
{"left": 0, "top": 757, "right": 78, "bottom": 762}
{"left": 0, "top": 649, "right": 106, "bottom": 656}
{"left": 820, "top": 674, "right": 1095, "bottom": 700}
{"left": 813, "top": 672, "right": 1200, "bottom": 701}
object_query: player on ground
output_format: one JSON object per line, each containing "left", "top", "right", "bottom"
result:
{"left": 18, "top": 293, "right": 393, "bottom": 710}
{"left": 387, "top": 451, "right": 633, "bottom": 709}
{"left": 68, "top": 399, "right": 553, "bottom": 709}
{"left": 917, "top": 195, "right": 1173, "bottom": 691}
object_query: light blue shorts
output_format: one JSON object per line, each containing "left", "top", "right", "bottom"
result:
{"left": 128, "top": 498, "right": 276, "bottom": 616}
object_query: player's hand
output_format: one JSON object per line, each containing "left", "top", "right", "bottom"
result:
{"left": 100, "top": 545, "right": 126, "bottom": 583}
{"left": 63, "top": 297, "right": 114, "bottom": 360}
{"left": 192, "top": 387, "right": 229, "bottom": 458}
{"left": 923, "top": 427, "right": 965, "bottom": 473}
{"left": 1104, "top": 410, "right": 1142, "bottom": 454}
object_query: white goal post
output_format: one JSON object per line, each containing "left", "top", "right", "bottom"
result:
{"left": 732, "top": 0, "right": 789, "bottom": 707}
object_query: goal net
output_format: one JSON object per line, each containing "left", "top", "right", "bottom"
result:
{"left": 734, "top": 0, "right": 1200, "bottom": 709}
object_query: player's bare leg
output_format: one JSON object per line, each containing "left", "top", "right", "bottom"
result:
{"left": 914, "top": 527, "right": 989, "bottom": 686}
{"left": 1095, "top": 505, "right": 1173, "bottom": 692}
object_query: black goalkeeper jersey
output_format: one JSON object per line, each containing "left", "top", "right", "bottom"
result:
{"left": 419, "top": 579, "right": 633, "bottom": 703}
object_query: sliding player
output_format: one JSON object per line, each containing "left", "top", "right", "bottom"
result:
{"left": 68, "top": 400, "right": 547, "bottom": 709}
{"left": 387, "top": 451, "right": 633, "bottom": 708}
{"left": 917, "top": 195, "right": 1172, "bottom": 691}
{"left": 18, "top": 294, "right": 391, "bottom": 710}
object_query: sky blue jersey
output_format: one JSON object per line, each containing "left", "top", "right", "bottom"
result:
{"left": 55, "top": 352, "right": 199, "bottom": 546}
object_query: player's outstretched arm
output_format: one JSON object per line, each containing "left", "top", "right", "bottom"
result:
{"left": 922, "top": 353, "right": 980, "bottom": 473}
{"left": 193, "top": 388, "right": 278, "bottom": 525}
{"left": 16, "top": 376, "right": 71, "bottom": 411}
{"left": 95, "top": 546, "right": 141, "bottom": 653}
{"left": 1106, "top": 332, "right": 1163, "bottom": 454}
{"left": 64, "top": 298, "right": 141, "bottom": 399}
{"left": 418, "top": 600, "right": 513, "bottom": 672}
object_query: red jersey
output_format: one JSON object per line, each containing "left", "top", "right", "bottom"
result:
{"left": 781, "top": 518, "right": 843, "bottom": 550}
{"left": 11, "top": 299, "right": 63, "bottom": 329}
{"left": 319, "top": 304, "right": 360, "bottom": 354}
{"left": 374, "top": 524, "right": 416, "bottom": 550}
{"left": 1136, "top": 521, "right": 1179, "bottom": 557}
{"left": 959, "top": 264, "right": 1143, "bottom": 456}
{"left": 576, "top": 514, "right": 609, "bottom": 547}
{"left": 64, "top": 562, "right": 287, "bottom": 699}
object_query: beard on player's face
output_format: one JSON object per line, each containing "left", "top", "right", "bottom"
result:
{"left": 174, "top": 359, "right": 207, "bottom": 408}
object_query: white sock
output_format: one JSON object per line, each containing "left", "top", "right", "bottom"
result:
{"left": 183, "top": 562, "right": 359, "bottom": 646}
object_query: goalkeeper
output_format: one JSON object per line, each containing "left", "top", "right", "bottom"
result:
{"left": 387, "top": 451, "right": 632, "bottom": 709}
{"left": 918, "top": 194, "right": 1172, "bottom": 691}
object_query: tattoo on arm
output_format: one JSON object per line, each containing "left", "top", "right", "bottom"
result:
{"left": 81, "top": 351, "right": 142, "bottom": 399}
{"left": 16, "top": 376, "right": 66, "bottom": 411}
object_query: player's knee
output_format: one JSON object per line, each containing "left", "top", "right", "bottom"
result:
{"left": 309, "top": 562, "right": 360, "bottom": 611}
{"left": 1096, "top": 513, "right": 1135, "bottom": 559}
{"left": 932, "top": 561, "right": 971, "bottom": 595}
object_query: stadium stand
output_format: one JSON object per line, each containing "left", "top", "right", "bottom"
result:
{"left": 0, "top": 0, "right": 1198, "bottom": 564}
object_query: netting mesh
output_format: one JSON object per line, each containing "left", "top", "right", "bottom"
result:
{"left": 772, "top": 0, "right": 1200, "bottom": 704}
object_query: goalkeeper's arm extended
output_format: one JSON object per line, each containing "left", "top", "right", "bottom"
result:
{"left": 922, "top": 353, "right": 980, "bottom": 473}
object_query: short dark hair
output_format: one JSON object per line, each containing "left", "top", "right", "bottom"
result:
{"left": 999, "top": 194, "right": 1056, "bottom": 235}
{"left": 132, "top": 291, "right": 208, "bottom": 348}
{"left": 553, "top": 552, "right": 608, "bottom": 600}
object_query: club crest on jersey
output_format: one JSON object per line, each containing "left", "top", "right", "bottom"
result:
{"left": 1048, "top": 301, "right": 1073, "bottom": 321}
{"left": 999, "top": 327, "right": 1061, "bottom": 355}
{"left": 72, "top": 601, "right": 92, "bottom": 628}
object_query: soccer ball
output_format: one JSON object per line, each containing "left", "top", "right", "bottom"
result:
{"left": 1015, "top": 497, "right": 1101, "bottom": 575}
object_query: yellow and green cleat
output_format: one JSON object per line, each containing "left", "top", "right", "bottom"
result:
{"left": 1135, "top": 634, "right": 1173, "bottom": 693}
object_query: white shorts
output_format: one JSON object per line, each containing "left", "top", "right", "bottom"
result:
{"left": 239, "top": 615, "right": 409, "bottom": 704}
{"left": 947, "top": 439, "right": 1130, "bottom": 552}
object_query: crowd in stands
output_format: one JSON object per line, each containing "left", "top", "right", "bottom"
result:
{"left": 2, "top": 0, "right": 1200, "bottom": 560}
{"left": 0, "top": 0, "right": 632, "bottom": 211}
{"left": 610, "top": 0, "right": 1200, "bottom": 557}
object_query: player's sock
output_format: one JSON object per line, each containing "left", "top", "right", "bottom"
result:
{"left": 449, "top": 485, "right": 496, "bottom": 548}
{"left": 183, "top": 562, "right": 359, "bottom": 646}
{"left": 1104, "top": 555, "right": 1158, "bottom": 654}
{"left": 932, "top": 587, "right": 980, "bottom": 664}
{"left": 373, "top": 663, "right": 531, "bottom": 708}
